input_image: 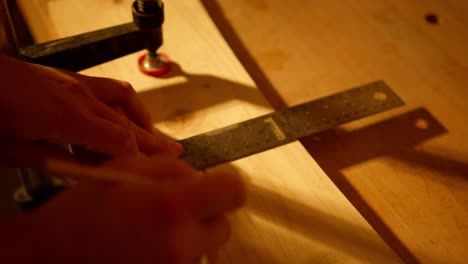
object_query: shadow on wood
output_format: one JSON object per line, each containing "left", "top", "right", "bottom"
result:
{"left": 211, "top": 162, "right": 402, "bottom": 263}
{"left": 138, "top": 61, "right": 271, "bottom": 124}
{"left": 219, "top": 108, "right": 451, "bottom": 263}
{"left": 200, "top": 0, "right": 287, "bottom": 110}
{"left": 301, "top": 107, "right": 451, "bottom": 264}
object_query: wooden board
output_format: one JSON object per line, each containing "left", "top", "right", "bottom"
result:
{"left": 16, "top": 0, "right": 402, "bottom": 263}
{"left": 209, "top": 0, "right": 468, "bottom": 263}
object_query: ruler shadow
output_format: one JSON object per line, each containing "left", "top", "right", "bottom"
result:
{"left": 138, "top": 61, "right": 271, "bottom": 124}
{"left": 301, "top": 107, "right": 454, "bottom": 264}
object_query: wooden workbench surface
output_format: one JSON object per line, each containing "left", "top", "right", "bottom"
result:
{"left": 16, "top": 0, "right": 401, "bottom": 263}
{"left": 208, "top": 0, "right": 468, "bottom": 263}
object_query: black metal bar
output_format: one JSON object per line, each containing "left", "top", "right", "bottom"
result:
{"left": 9, "top": 1, "right": 165, "bottom": 211}
{"left": 6, "top": 0, "right": 34, "bottom": 48}
{"left": 18, "top": 22, "right": 162, "bottom": 72}
{"left": 0, "top": 0, "right": 19, "bottom": 56}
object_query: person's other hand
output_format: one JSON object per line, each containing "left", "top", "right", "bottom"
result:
{"left": 0, "top": 55, "right": 182, "bottom": 168}
{"left": 0, "top": 155, "right": 246, "bottom": 263}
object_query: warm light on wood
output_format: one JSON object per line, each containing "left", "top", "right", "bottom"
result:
{"left": 17, "top": 0, "right": 403, "bottom": 263}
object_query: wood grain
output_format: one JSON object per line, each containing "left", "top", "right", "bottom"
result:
{"left": 209, "top": 0, "right": 468, "bottom": 263}
{"left": 17, "top": 0, "right": 402, "bottom": 263}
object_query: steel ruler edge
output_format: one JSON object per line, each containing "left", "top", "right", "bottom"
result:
{"left": 178, "top": 80, "right": 404, "bottom": 170}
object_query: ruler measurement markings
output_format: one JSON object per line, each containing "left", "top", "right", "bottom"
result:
{"left": 179, "top": 81, "right": 404, "bottom": 170}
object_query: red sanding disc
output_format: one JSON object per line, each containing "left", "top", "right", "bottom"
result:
{"left": 137, "top": 53, "right": 171, "bottom": 76}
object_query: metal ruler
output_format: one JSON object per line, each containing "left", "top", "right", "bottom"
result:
{"left": 179, "top": 80, "right": 404, "bottom": 170}
{"left": 14, "top": 80, "right": 403, "bottom": 211}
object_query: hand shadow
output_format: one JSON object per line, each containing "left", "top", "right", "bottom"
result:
{"left": 210, "top": 163, "right": 403, "bottom": 264}
{"left": 138, "top": 61, "right": 271, "bottom": 128}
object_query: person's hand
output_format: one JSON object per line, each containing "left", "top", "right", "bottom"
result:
{"left": 0, "top": 55, "right": 182, "bottom": 168}
{"left": 0, "top": 155, "right": 246, "bottom": 263}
